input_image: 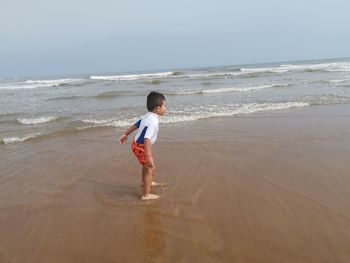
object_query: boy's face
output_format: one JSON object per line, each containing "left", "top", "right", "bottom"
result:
{"left": 155, "top": 101, "right": 166, "bottom": 116}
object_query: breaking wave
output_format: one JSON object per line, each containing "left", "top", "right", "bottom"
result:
{"left": 78, "top": 101, "right": 309, "bottom": 128}
{"left": 0, "top": 78, "right": 84, "bottom": 90}
{"left": 329, "top": 79, "right": 350, "bottom": 83}
{"left": 90, "top": 71, "right": 175, "bottom": 81}
{"left": 202, "top": 83, "right": 293, "bottom": 94}
{"left": 1, "top": 133, "right": 42, "bottom": 144}
{"left": 168, "top": 83, "right": 293, "bottom": 95}
{"left": 161, "top": 102, "right": 309, "bottom": 124}
{"left": 17, "top": 116, "right": 58, "bottom": 125}
{"left": 304, "top": 94, "right": 350, "bottom": 105}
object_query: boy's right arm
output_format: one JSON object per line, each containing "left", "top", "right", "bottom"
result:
{"left": 144, "top": 138, "right": 154, "bottom": 168}
{"left": 119, "top": 124, "right": 137, "bottom": 144}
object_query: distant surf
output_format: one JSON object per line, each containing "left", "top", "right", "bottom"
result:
{"left": 201, "top": 83, "right": 293, "bottom": 94}
{"left": 168, "top": 83, "right": 293, "bottom": 95}
{"left": 90, "top": 71, "right": 175, "bottom": 81}
{"left": 0, "top": 78, "right": 84, "bottom": 90}
{"left": 161, "top": 102, "right": 309, "bottom": 124}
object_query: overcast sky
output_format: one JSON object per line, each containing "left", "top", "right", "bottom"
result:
{"left": 1, "top": 0, "right": 349, "bottom": 78}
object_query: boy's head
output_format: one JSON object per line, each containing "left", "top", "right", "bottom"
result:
{"left": 147, "top": 91, "right": 166, "bottom": 116}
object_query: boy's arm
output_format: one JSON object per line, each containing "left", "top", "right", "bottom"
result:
{"left": 144, "top": 138, "right": 154, "bottom": 168}
{"left": 119, "top": 124, "right": 138, "bottom": 144}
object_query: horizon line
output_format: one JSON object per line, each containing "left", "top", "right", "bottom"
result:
{"left": 1, "top": 56, "right": 349, "bottom": 80}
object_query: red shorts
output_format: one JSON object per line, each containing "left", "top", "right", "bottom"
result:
{"left": 131, "top": 141, "right": 146, "bottom": 166}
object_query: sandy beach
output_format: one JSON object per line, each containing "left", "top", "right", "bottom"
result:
{"left": 1, "top": 104, "right": 350, "bottom": 262}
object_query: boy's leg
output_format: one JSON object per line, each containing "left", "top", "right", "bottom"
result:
{"left": 141, "top": 166, "right": 159, "bottom": 200}
{"left": 142, "top": 165, "right": 153, "bottom": 195}
{"left": 140, "top": 168, "right": 163, "bottom": 186}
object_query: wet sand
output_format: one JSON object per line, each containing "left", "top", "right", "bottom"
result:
{"left": 1, "top": 104, "right": 350, "bottom": 262}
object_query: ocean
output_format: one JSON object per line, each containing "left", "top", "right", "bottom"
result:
{"left": 1, "top": 57, "right": 350, "bottom": 144}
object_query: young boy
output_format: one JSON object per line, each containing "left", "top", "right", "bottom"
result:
{"left": 119, "top": 91, "right": 166, "bottom": 200}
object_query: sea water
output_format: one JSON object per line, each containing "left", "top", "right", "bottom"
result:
{"left": 1, "top": 58, "right": 350, "bottom": 144}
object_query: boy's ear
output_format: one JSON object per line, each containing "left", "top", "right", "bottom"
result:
{"left": 153, "top": 106, "right": 160, "bottom": 113}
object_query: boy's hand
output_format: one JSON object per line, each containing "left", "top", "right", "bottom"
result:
{"left": 119, "top": 134, "right": 128, "bottom": 144}
{"left": 145, "top": 156, "right": 155, "bottom": 168}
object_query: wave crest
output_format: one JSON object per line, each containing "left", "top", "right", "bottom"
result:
{"left": 202, "top": 83, "right": 292, "bottom": 94}
{"left": 0, "top": 78, "right": 83, "bottom": 90}
{"left": 238, "top": 62, "right": 350, "bottom": 75}
{"left": 304, "top": 94, "right": 350, "bottom": 105}
{"left": 168, "top": 83, "right": 293, "bottom": 96}
{"left": 90, "top": 71, "right": 174, "bottom": 81}
{"left": 79, "top": 102, "right": 309, "bottom": 128}
{"left": 161, "top": 102, "right": 309, "bottom": 124}
{"left": 1, "top": 133, "right": 41, "bottom": 144}
{"left": 17, "top": 117, "right": 58, "bottom": 125}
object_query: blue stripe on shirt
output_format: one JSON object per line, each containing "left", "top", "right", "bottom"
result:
{"left": 136, "top": 126, "right": 148, "bottom": 144}
{"left": 135, "top": 119, "right": 141, "bottom": 128}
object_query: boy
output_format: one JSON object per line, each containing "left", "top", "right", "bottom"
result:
{"left": 119, "top": 91, "right": 166, "bottom": 200}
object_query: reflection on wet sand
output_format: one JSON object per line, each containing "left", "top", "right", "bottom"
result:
{"left": 142, "top": 208, "right": 165, "bottom": 262}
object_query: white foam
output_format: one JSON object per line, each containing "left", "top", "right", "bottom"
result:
{"left": 81, "top": 118, "right": 115, "bottom": 125}
{"left": 81, "top": 118, "right": 136, "bottom": 128}
{"left": 17, "top": 117, "right": 57, "bottom": 125}
{"left": 186, "top": 62, "right": 350, "bottom": 78}
{"left": 2, "top": 133, "right": 41, "bottom": 144}
{"left": 240, "top": 68, "right": 288, "bottom": 74}
{"left": 161, "top": 102, "right": 309, "bottom": 124}
{"left": 329, "top": 79, "right": 350, "bottom": 83}
{"left": 202, "top": 84, "right": 291, "bottom": 94}
{"left": 238, "top": 62, "right": 350, "bottom": 74}
{"left": 0, "top": 78, "right": 83, "bottom": 90}
{"left": 187, "top": 72, "right": 233, "bottom": 78}
{"left": 168, "top": 90, "right": 202, "bottom": 95}
{"left": 185, "top": 67, "right": 293, "bottom": 79}
{"left": 79, "top": 102, "right": 308, "bottom": 129}
{"left": 280, "top": 62, "right": 350, "bottom": 72}
{"left": 24, "top": 79, "right": 82, "bottom": 84}
{"left": 186, "top": 71, "right": 257, "bottom": 79}
{"left": 304, "top": 94, "right": 350, "bottom": 105}
{"left": 90, "top": 72, "right": 174, "bottom": 81}
{"left": 171, "top": 83, "right": 291, "bottom": 95}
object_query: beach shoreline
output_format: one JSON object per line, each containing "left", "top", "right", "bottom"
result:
{"left": 1, "top": 104, "right": 350, "bottom": 262}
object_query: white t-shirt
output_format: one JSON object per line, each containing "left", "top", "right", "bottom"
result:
{"left": 134, "top": 112, "right": 159, "bottom": 145}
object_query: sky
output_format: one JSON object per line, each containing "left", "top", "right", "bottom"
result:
{"left": 1, "top": 0, "right": 349, "bottom": 78}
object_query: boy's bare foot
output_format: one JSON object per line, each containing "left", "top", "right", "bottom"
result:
{"left": 151, "top": 181, "right": 161, "bottom": 186}
{"left": 141, "top": 194, "right": 160, "bottom": 200}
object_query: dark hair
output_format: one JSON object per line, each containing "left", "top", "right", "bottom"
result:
{"left": 147, "top": 91, "right": 165, "bottom": 111}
